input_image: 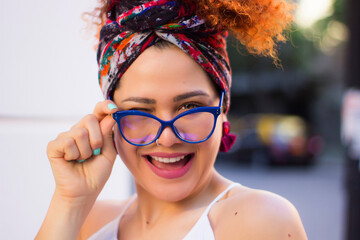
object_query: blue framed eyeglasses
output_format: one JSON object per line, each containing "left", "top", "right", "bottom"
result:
{"left": 112, "top": 91, "right": 224, "bottom": 146}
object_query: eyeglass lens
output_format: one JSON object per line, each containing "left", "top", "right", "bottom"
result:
{"left": 119, "top": 111, "right": 215, "bottom": 145}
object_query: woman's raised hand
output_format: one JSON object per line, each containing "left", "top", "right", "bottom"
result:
{"left": 36, "top": 100, "right": 120, "bottom": 240}
{"left": 47, "top": 100, "right": 119, "bottom": 203}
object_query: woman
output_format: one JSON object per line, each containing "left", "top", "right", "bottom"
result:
{"left": 36, "top": 0, "right": 307, "bottom": 239}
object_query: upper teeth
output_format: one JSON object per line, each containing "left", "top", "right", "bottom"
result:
{"left": 152, "top": 155, "right": 186, "bottom": 163}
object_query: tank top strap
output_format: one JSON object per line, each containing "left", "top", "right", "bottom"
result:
{"left": 202, "top": 182, "right": 240, "bottom": 216}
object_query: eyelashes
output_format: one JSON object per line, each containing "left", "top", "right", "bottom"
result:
{"left": 128, "top": 108, "right": 152, "bottom": 112}
{"left": 125, "top": 101, "right": 207, "bottom": 113}
{"left": 178, "top": 102, "right": 202, "bottom": 111}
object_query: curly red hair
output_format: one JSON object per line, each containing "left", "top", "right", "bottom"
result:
{"left": 187, "top": 0, "right": 295, "bottom": 65}
{"left": 84, "top": 0, "right": 295, "bottom": 64}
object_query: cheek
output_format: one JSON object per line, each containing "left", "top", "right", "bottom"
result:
{"left": 210, "top": 116, "right": 223, "bottom": 146}
{"left": 199, "top": 116, "right": 223, "bottom": 157}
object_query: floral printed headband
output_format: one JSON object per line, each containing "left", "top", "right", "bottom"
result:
{"left": 97, "top": 0, "right": 232, "bottom": 112}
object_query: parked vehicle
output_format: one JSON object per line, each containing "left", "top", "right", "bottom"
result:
{"left": 221, "top": 114, "right": 323, "bottom": 165}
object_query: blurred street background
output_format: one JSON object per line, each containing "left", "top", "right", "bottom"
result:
{"left": 0, "top": 0, "right": 358, "bottom": 239}
{"left": 215, "top": 0, "right": 357, "bottom": 239}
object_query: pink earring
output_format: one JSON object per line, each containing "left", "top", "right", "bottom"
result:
{"left": 219, "top": 121, "right": 237, "bottom": 152}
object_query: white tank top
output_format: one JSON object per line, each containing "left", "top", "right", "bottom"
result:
{"left": 88, "top": 183, "right": 239, "bottom": 240}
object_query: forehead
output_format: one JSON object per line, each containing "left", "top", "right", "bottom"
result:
{"left": 114, "top": 45, "right": 217, "bottom": 99}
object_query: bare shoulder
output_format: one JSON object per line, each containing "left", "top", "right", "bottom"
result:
{"left": 213, "top": 185, "right": 308, "bottom": 240}
{"left": 78, "top": 198, "right": 129, "bottom": 240}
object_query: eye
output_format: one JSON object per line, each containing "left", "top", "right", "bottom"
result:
{"left": 179, "top": 102, "right": 201, "bottom": 111}
{"left": 128, "top": 108, "right": 151, "bottom": 112}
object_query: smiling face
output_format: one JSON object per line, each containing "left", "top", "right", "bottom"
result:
{"left": 112, "top": 44, "right": 224, "bottom": 202}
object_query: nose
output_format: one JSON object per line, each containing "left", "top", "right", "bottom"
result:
{"left": 156, "top": 126, "right": 182, "bottom": 147}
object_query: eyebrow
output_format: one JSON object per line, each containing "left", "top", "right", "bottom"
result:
{"left": 121, "top": 90, "right": 210, "bottom": 104}
{"left": 173, "top": 90, "right": 210, "bottom": 102}
{"left": 122, "top": 97, "right": 156, "bottom": 104}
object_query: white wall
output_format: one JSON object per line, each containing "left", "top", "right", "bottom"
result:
{"left": 0, "top": 1, "right": 131, "bottom": 239}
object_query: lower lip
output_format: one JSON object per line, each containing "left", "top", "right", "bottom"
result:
{"left": 145, "top": 155, "right": 194, "bottom": 179}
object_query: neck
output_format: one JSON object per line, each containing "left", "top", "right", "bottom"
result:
{"left": 131, "top": 170, "right": 230, "bottom": 228}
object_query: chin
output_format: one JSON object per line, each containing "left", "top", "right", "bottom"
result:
{"left": 138, "top": 178, "right": 200, "bottom": 203}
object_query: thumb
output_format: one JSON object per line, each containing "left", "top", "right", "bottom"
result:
{"left": 99, "top": 114, "right": 117, "bottom": 163}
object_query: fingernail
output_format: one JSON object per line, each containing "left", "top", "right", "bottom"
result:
{"left": 93, "top": 148, "right": 101, "bottom": 156}
{"left": 108, "top": 103, "right": 117, "bottom": 110}
{"left": 77, "top": 159, "right": 86, "bottom": 163}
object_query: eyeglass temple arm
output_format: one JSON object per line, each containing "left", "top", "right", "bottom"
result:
{"left": 219, "top": 91, "right": 225, "bottom": 110}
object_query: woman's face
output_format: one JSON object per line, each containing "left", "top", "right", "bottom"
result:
{"left": 112, "top": 45, "right": 224, "bottom": 202}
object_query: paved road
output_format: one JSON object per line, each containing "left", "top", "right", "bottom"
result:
{"left": 215, "top": 152, "right": 345, "bottom": 240}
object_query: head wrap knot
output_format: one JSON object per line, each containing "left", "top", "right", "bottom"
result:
{"left": 97, "top": 0, "right": 232, "bottom": 112}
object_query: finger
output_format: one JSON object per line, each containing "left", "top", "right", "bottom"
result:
{"left": 83, "top": 114, "right": 103, "bottom": 151}
{"left": 100, "top": 114, "right": 116, "bottom": 137}
{"left": 63, "top": 138, "right": 81, "bottom": 161}
{"left": 93, "top": 100, "right": 118, "bottom": 120}
{"left": 98, "top": 114, "right": 117, "bottom": 161}
{"left": 47, "top": 137, "right": 80, "bottom": 161}
{"left": 72, "top": 128, "right": 93, "bottom": 160}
